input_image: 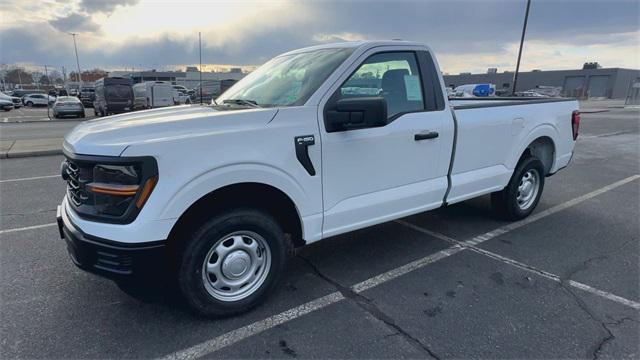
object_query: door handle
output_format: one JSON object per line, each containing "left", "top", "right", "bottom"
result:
{"left": 414, "top": 131, "right": 439, "bottom": 141}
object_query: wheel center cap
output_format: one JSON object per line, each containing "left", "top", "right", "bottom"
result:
{"left": 222, "top": 251, "right": 251, "bottom": 279}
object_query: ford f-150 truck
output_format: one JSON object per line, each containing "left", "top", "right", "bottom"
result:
{"left": 57, "top": 41, "right": 579, "bottom": 316}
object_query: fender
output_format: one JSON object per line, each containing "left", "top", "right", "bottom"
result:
{"left": 509, "top": 123, "right": 559, "bottom": 171}
{"left": 157, "top": 162, "right": 320, "bottom": 240}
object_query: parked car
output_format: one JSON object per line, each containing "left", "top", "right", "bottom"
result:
{"left": 0, "top": 98, "right": 14, "bottom": 111}
{"left": 23, "top": 93, "right": 56, "bottom": 106}
{"left": 190, "top": 81, "right": 221, "bottom": 103}
{"left": 10, "top": 89, "right": 45, "bottom": 98}
{"left": 57, "top": 41, "right": 579, "bottom": 317}
{"left": 0, "top": 91, "right": 22, "bottom": 108}
{"left": 172, "top": 89, "right": 191, "bottom": 105}
{"left": 93, "top": 77, "right": 134, "bottom": 117}
{"left": 172, "top": 85, "right": 191, "bottom": 104}
{"left": 53, "top": 96, "right": 85, "bottom": 118}
{"left": 79, "top": 88, "right": 95, "bottom": 107}
{"left": 133, "top": 81, "right": 175, "bottom": 109}
{"left": 452, "top": 83, "right": 496, "bottom": 97}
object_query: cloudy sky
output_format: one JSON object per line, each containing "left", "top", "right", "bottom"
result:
{"left": 1, "top": 0, "right": 638, "bottom": 74}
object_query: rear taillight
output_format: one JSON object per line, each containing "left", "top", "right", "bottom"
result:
{"left": 571, "top": 110, "right": 580, "bottom": 141}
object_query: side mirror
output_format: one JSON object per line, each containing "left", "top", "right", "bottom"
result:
{"left": 326, "top": 96, "right": 387, "bottom": 132}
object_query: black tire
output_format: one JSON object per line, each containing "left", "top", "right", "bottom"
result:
{"left": 178, "top": 209, "right": 287, "bottom": 317}
{"left": 491, "top": 156, "right": 545, "bottom": 221}
{"left": 26, "top": 101, "right": 33, "bottom": 107}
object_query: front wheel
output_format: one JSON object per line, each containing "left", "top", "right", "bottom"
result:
{"left": 178, "top": 209, "right": 287, "bottom": 317}
{"left": 26, "top": 101, "right": 33, "bottom": 107}
{"left": 491, "top": 156, "right": 545, "bottom": 221}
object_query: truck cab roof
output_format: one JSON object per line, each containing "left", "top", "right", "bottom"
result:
{"left": 280, "top": 40, "right": 430, "bottom": 57}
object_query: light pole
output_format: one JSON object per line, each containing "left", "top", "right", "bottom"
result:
{"left": 512, "top": 0, "right": 531, "bottom": 96}
{"left": 69, "top": 32, "right": 83, "bottom": 90}
{"left": 44, "top": 65, "right": 52, "bottom": 120}
{"left": 199, "top": 32, "right": 203, "bottom": 105}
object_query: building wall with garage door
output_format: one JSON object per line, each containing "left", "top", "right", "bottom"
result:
{"left": 444, "top": 68, "right": 640, "bottom": 99}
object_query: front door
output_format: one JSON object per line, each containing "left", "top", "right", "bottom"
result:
{"left": 320, "top": 49, "right": 452, "bottom": 237}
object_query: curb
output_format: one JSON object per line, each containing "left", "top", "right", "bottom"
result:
{"left": 1, "top": 148, "right": 63, "bottom": 159}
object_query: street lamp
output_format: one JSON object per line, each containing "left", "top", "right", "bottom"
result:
{"left": 512, "top": 0, "right": 531, "bottom": 96}
{"left": 69, "top": 32, "right": 83, "bottom": 90}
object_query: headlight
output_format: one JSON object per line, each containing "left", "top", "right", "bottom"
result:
{"left": 62, "top": 155, "right": 158, "bottom": 223}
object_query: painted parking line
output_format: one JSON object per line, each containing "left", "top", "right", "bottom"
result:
{"left": 160, "top": 175, "right": 639, "bottom": 360}
{"left": 464, "top": 174, "right": 640, "bottom": 247}
{"left": 0, "top": 223, "right": 57, "bottom": 235}
{"left": 395, "top": 220, "right": 640, "bottom": 310}
{"left": 162, "top": 246, "right": 465, "bottom": 360}
{"left": 0, "top": 174, "right": 59, "bottom": 183}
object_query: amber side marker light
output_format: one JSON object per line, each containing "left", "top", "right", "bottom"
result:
{"left": 87, "top": 183, "right": 139, "bottom": 196}
{"left": 136, "top": 176, "right": 159, "bottom": 209}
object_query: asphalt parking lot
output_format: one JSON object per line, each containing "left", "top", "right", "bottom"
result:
{"left": 1, "top": 106, "right": 638, "bottom": 359}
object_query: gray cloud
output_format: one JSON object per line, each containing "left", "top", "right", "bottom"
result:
{"left": 5, "top": 0, "right": 639, "bottom": 71}
{"left": 49, "top": 13, "right": 101, "bottom": 33}
{"left": 79, "top": 0, "right": 140, "bottom": 14}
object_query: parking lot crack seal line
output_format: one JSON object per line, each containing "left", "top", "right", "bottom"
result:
{"left": 158, "top": 292, "right": 345, "bottom": 360}
{"left": 562, "top": 238, "right": 635, "bottom": 282}
{"left": 463, "top": 174, "right": 640, "bottom": 247}
{"left": 298, "top": 255, "right": 441, "bottom": 360}
{"left": 558, "top": 284, "right": 615, "bottom": 360}
{"left": 394, "top": 220, "right": 640, "bottom": 359}
{"left": 396, "top": 220, "right": 640, "bottom": 310}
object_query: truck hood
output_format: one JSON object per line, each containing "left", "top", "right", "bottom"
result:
{"left": 64, "top": 105, "right": 278, "bottom": 156}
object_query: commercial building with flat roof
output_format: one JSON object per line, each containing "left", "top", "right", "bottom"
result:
{"left": 443, "top": 67, "right": 640, "bottom": 99}
{"left": 108, "top": 68, "right": 246, "bottom": 90}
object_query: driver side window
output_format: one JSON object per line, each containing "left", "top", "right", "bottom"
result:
{"left": 339, "top": 52, "right": 424, "bottom": 119}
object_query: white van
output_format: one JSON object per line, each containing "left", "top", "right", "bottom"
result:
{"left": 132, "top": 81, "right": 175, "bottom": 110}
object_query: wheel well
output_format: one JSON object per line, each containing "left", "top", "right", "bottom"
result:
{"left": 167, "top": 183, "right": 305, "bottom": 253}
{"left": 519, "top": 136, "right": 555, "bottom": 175}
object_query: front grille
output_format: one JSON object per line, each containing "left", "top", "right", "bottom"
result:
{"left": 63, "top": 158, "right": 94, "bottom": 209}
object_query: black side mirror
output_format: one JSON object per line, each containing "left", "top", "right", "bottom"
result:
{"left": 326, "top": 96, "right": 387, "bottom": 132}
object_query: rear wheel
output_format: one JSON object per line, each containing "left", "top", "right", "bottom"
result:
{"left": 178, "top": 209, "right": 287, "bottom": 317}
{"left": 491, "top": 156, "right": 545, "bottom": 220}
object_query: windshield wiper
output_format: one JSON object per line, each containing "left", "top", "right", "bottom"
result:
{"left": 222, "top": 99, "right": 261, "bottom": 108}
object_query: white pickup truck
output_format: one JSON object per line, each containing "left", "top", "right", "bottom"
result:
{"left": 57, "top": 41, "right": 579, "bottom": 316}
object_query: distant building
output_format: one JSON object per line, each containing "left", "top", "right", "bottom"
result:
{"left": 487, "top": 68, "right": 497, "bottom": 74}
{"left": 443, "top": 67, "right": 640, "bottom": 99}
{"left": 108, "top": 68, "right": 247, "bottom": 90}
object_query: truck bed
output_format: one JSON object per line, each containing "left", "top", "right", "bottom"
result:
{"left": 445, "top": 97, "right": 579, "bottom": 205}
{"left": 450, "top": 97, "right": 575, "bottom": 110}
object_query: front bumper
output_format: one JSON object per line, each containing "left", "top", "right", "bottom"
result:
{"left": 57, "top": 205, "right": 167, "bottom": 280}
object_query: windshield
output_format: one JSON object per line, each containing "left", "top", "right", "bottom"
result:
{"left": 105, "top": 85, "right": 132, "bottom": 100}
{"left": 216, "top": 48, "right": 354, "bottom": 107}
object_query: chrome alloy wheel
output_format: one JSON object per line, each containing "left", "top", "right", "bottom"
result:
{"left": 201, "top": 231, "right": 271, "bottom": 302}
{"left": 516, "top": 169, "right": 540, "bottom": 210}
